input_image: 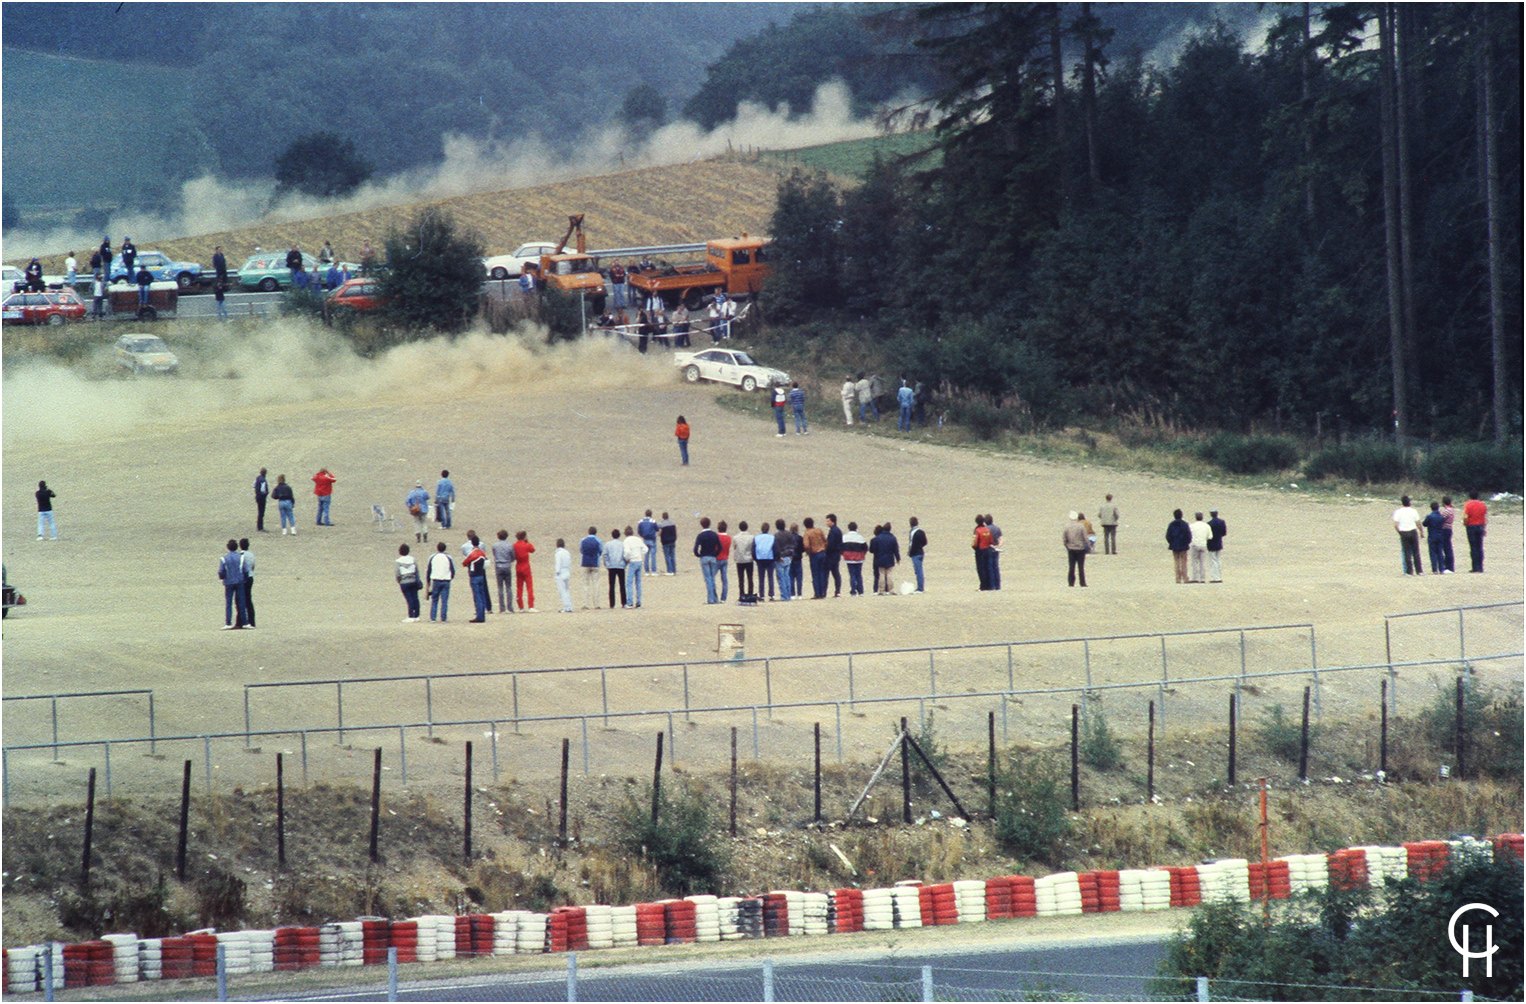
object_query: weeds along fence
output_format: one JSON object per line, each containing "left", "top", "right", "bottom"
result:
{"left": 3, "top": 650, "right": 1518, "bottom": 810}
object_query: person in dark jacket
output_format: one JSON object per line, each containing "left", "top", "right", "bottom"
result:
{"left": 120, "top": 237, "right": 137, "bottom": 276}
{"left": 579, "top": 526, "right": 603, "bottom": 609}
{"left": 136, "top": 263, "right": 153, "bottom": 306}
{"left": 272, "top": 474, "right": 297, "bottom": 533}
{"left": 98, "top": 238, "right": 113, "bottom": 278}
{"left": 771, "top": 518, "right": 796, "bottom": 601}
{"left": 694, "top": 517, "right": 722, "bottom": 604}
{"left": 254, "top": 468, "right": 269, "bottom": 532}
{"left": 212, "top": 247, "right": 228, "bottom": 283}
{"left": 1206, "top": 510, "right": 1227, "bottom": 582}
{"left": 35, "top": 480, "right": 58, "bottom": 540}
{"left": 825, "top": 514, "right": 844, "bottom": 597}
{"left": 218, "top": 539, "right": 248, "bottom": 629}
{"left": 907, "top": 516, "right": 927, "bottom": 592}
{"left": 1166, "top": 509, "right": 1192, "bottom": 584}
{"left": 658, "top": 512, "right": 678, "bottom": 575}
{"left": 286, "top": 246, "right": 303, "bottom": 284}
{"left": 869, "top": 523, "right": 900, "bottom": 594}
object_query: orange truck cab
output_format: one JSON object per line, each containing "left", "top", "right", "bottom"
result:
{"left": 523, "top": 214, "right": 609, "bottom": 310}
{"left": 629, "top": 235, "right": 770, "bottom": 311}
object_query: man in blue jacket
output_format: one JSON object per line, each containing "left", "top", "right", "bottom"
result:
{"left": 638, "top": 510, "right": 660, "bottom": 573}
{"left": 218, "top": 539, "right": 247, "bottom": 629}
{"left": 579, "top": 526, "right": 603, "bottom": 609}
{"left": 434, "top": 470, "right": 456, "bottom": 530}
{"left": 1166, "top": 509, "right": 1192, "bottom": 584}
{"left": 870, "top": 523, "right": 900, "bottom": 595}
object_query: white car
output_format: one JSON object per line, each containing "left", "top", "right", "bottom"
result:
{"left": 483, "top": 242, "right": 564, "bottom": 280}
{"left": 673, "top": 348, "right": 787, "bottom": 393}
{"left": 115, "top": 333, "right": 180, "bottom": 374}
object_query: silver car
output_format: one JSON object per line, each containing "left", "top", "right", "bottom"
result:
{"left": 115, "top": 333, "right": 180, "bottom": 374}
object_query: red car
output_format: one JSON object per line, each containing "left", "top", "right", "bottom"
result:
{"left": 327, "top": 278, "right": 387, "bottom": 313}
{"left": 1, "top": 290, "right": 87, "bottom": 326}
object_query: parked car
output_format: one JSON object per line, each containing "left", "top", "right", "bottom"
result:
{"left": 109, "top": 250, "right": 203, "bottom": 289}
{"left": 1, "top": 289, "right": 87, "bottom": 326}
{"left": 672, "top": 348, "right": 787, "bottom": 392}
{"left": 327, "top": 277, "right": 387, "bottom": 313}
{"left": 115, "top": 333, "right": 180, "bottom": 374}
{"left": 483, "top": 242, "right": 563, "bottom": 280}
{"left": 237, "top": 252, "right": 329, "bottom": 292}
{"left": 2, "top": 565, "right": 24, "bottom": 619}
{"left": 3, "top": 266, "right": 25, "bottom": 292}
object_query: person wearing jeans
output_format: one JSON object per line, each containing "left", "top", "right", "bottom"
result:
{"left": 312, "top": 468, "right": 336, "bottom": 526}
{"left": 623, "top": 527, "right": 647, "bottom": 608}
{"left": 638, "top": 511, "right": 660, "bottom": 573}
{"left": 908, "top": 516, "right": 927, "bottom": 592}
{"left": 694, "top": 517, "right": 721, "bottom": 604}
{"left": 603, "top": 529, "right": 629, "bottom": 608}
{"left": 753, "top": 522, "right": 776, "bottom": 599}
{"left": 1063, "top": 513, "right": 1088, "bottom": 587}
{"left": 788, "top": 383, "right": 808, "bottom": 434}
{"left": 716, "top": 521, "right": 732, "bottom": 602}
{"left": 772, "top": 519, "right": 795, "bottom": 601}
{"left": 35, "top": 480, "right": 57, "bottom": 540}
{"left": 897, "top": 381, "right": 914, "bottom": 431}
{"left": 841, "top": 522, "right": 867, "bottom": 595}
{"left": 273, "top": 475, "right": 296, "bottom": 533}
{"left": 658, "top": 513, "right": 678, "bottom": 575}
{"left": 1463, "top": 492, "right": 1488, "bottom": 572}
{"left": 396, "top": 543, "right": 422, "bottom": 621}
{"left": 427, "top": 543, "right": 454, "bottom": 621}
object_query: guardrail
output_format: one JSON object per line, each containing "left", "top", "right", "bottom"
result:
{"left": 7, "top": 652, "right": 1518, "bottom": 808}
{"left": 0, "top": 688, "right": 155, "bottom": 759}
{"left": 242, "top": 623, "right": 1317, "bottom": 746}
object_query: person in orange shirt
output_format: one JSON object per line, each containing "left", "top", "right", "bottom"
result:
{"left": 513, "top": 531, "right": 537, "bottom": 611}
{"left": 1462, "top": 491, "right": 1488, "bottom": 572}
{"left": 972, "top": 515, "right": 993, "bottom": 590}
{"left": 675, "top": 415, "right": 690, "bottom": 465}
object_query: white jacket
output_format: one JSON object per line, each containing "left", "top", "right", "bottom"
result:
{"left": 623, "top": 535, "right": 648, "bottom": 565}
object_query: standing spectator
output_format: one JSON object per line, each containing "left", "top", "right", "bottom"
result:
{"left": 1463, "top": 491, "right": 1488, "bottom": 572}
{"left": 212, "top": 246, "right": 227, "bottom": 285}
{"left": 98, "top": 238, "right": 113, "bottom": 280}
{"left": 319, "top": 240, "right": 334, "bottom": 264}
{"left": 603, "top": 528, "right": 629, "bottom": 609}
{"left": 855, "top": 374, "right": 877, "bottom": 422}
{"left": 732, "top": 520, "right": 756, "bottom": 599}
{"left": 753, "top": 519, "right": 777, "bottom": 600}
{"left": 841, "top": 522, "right": 868, "bottom": 595}
{"left": 870, "top": 522, "right": 900, "bottom": 595}
{"left": 286, "top": 245, "right": 303, "bottom": 285}
{"left": 406, "top": 481, "right": 431, "bottom": 542}
{"left": 120, "top": 237, "right": 137, "bottom": 276}
{"left": 789, "top": 382, "right": 808, "bottom": 435}
{"left": 253, "top": 468, "right": 270, "bottom": 532}
{"left": 789, "top": 523, "right": 806, "bottom": 598}
{"left": 913, "top": 379, "right": 927, "bottom": 426}
{"left": 609, "top": 261, "right": 627, "bottom": 309}
{"left": 985, "top": 514, "right": 1003, "bottom": 590}
{"left": 706, "top": 297, "right": 723, "bottom": 343}
{"left": 1393, "top": 496, "right": 1424, "bottom": 576}
{"left": 35, "top": 480, "right": 57, "bottom": 540}
{"left": 1063, "top": 512, "right": 1089, "bottom": 587}
{"left": 658, "top": 512, "right": 678, "bottom": 574}
{"left": 771, "top": 382, "right": 788, "bottom": 437}
{"left": 671, "top": 303, "right": 691, "bottom": 347}
{"left": 311, "top": 468, "right": 336, "bottom": 525}
{"left": 638, "top": 510, "right": 659, "bottom": 573}
{"left": 720, "top": 293, "right": 737, "bottom": 339}
{"left": 1097, "top": 494, "right": 1120, "bottom": 554}
{"left": 23, "top": 258, "right": 43, "bottom": 292}
{"left": 675, "top": 415, "right": 691, "bottom": 465}
{"left": 1166, "top": 509, "right": 1191, "bottom": 583}
{"left": 519, "top": 269, "right": 535, "bottom": 295}
{"left": 623, "top": 525, "right": 647, "bottom": 608}
{"left": 825, "top": 514, "right": 844, "bottom": 597}
{"left": 463, "top": 538, "right": 490, "bottom": 623}
{"left": 427, "top": 542, "right": 455, "bottom": 622}
{"left": 1438, "top": 496, "right": 1457, "bottom": 573}
{"left": 1188, "top": 512, "right": 1211, "bottom": 583}
{"left": 91, "top": 274, "right": 106, "bottom": 319}
{"left": 325, "top": 261, "right": 345, "bottom": 291}
{"left": 1422, "top": 502, "right": 1448, "bottom": 575}
{"left": 897, "top": 380, "right": 914, "bottom": 431}
{"left": 554, "top": 539, "right": 575, "bottom": 613}
{"left": 462, "top": 529, "right": 483, "bottom": 560}
{"left": 694, "top": 518, "right": 722, "bottom": 604}
{"left": 396, "top": 543, "right": 422, "bottom": 621}
{"left": 135, "top": 262, "right": 153, "bottom": 308}
{"left": 971, "top": 515, "right": 993, "bottom": 591}
{"left": 218, "top": 539, "right": 247, "bottom": 629}
{"left": 88, "top": 247, "right": 102, "bottom": 282}
{"left": 435, "top": 470, "right": 456, "bottom": 530}
{"left": 360, "top": 241, "right": 375, "bottom": 275}
{"left": 64, "top": 251, "right": 77, "bottom": 287}
{"left": 868, "top": 374, "right": 885, "bottom": 416}
{"left": 214, "top": 280, "right": 229, "bottom": 321}
{"left": 513, "top": 530, "right": 537, "bottom": 611}
{"left": 1080, "top": 513, "right": 1096, "bottom": 551}
{"left": 1206, "top": 510, "right": 1226, "bottom": 582}
{"left": 908, "top": 516, "right": 927, "bottom": 592}
{"left": 715, "top": 520, "right": 732, "bottom": 603}
{"left": 771, "top": 519, "right": 796, "bottom": 601}
{"left": 579, "top": 526, "right": 603, "bottom": 609}
{"left": 841, "top": 376, "right": 857, "bottom": 425}
{"left": 803, "top": 517, "right": 828, "bottom": 598}
{"left": 492, "top": 530, "right": 516, "bottom": 613}
{"left": 239, "top": 538, "right": 257, "bottom": 628}
{"left": 272, "top": 474, "right": 296, "bottom": 533}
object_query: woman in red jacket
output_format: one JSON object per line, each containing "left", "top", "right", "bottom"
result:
{"left": 675, "top": 416, "right": 690, "bottom": 465}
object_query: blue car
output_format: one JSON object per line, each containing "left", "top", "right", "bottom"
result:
{"left": 109, "top": 250, "right": 204, "bottom": 290}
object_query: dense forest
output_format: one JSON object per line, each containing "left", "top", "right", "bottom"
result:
{"left": 761, "top": 3, "right": 1522, "bottom": 447}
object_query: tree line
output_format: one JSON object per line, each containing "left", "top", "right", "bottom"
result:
{"left": 761, "top": 3, "right": 1521, "bottom": 447}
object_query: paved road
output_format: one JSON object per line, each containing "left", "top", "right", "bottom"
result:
{"left": 287, "top": 935, "right": 1168, "bottom": 1003}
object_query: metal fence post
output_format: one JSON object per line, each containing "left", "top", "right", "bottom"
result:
{"left": 216, "top": 943, "right": 227, "bottom": 1001}
{"left": 491, "top": 722, "right": 499, "bottom": 781}
{"left": 42, "top": 943, "right": 53, "bottom": 1002}
{"left": 3, "top": 748, "right": 9, "bottom": 808}
{"left": 752, "top": 707, "right": 759, "bottom": 760}
{"left": 582, "top": 717, "right": 590, "bottom": 775}
{"left": 336, "top": 682, "right": 345, "bottom": 746}
{"left": 835, "top": 703, "right": 843, "bottom": 764}
{"left": 763, "top": 960, "right": 775, "bottom": 1003}
{"left": 387, "top": 946, "right": 398, "bottom": 1001}
{"left": 1007, "top": 644, "right": 1014, "bottom": 693}
{"left": 398, "top": 726, "right": 407, "bottom": 784}
{"left": 204, "top": 737, "right": 213, "bottom": 795}
{"left": 1083, "top": 640, "right": 1093, "bottom": 689}
{"left": 104, "top": 742, "right": 111, "bottom": 799}
{"left": 512, "top": 674, "right": 520, "bottom": 733}
{"left": 928, "top": 649, "right": 936, "bottom": 697}
{"left": 601, "top": 669, "right": 609, "bottom": 727}
{"left": 667, "top": 711, "right": 676, "bottom": 766}
{"left": 848, "top": 653, "right": 855, "bottom": 708}
{"left": 682, "top": 664, "right": 691, "bottom": 721}
{"left": 51, "top": 698, "right": 59, "bottom": 762}
{"left": 243, "top": 689, "right": 252, "bottom": 747}
{"left": 300, "top": 730, "right": 309, "bottom": 786}
{"left": 1459, "top": 608, "right": 1466, "bottom": 662}
{"left": 765, "top": 659, "right": 773, "bottom": 718}
{"left": 1239, "top": 630, "right": 1247, "bottom": 680}
{"left": 425, "top": 678, "right": 434, "bottom": 739}
{"left": 922, "top": 965, "right": 934, "bottom": 1003}
{"left": 567, "top": 952, "right": 578, "bottom": 1002}
{"left": 1196, "top": 975, "right": 1209, "bottom": 1002}
{"left": 149, "top": 693, "right": 157, "bottom": 755}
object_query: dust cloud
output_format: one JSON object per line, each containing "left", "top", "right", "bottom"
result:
{"left": 1, "top": 322, "right": 671, "bottom": 446}
{"left": 3, "top": 82, "right": 906, "bottom": 259}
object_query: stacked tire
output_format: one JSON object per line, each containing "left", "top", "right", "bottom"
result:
{"left": 953, "top": 880, "right": 987, "bottom": 922}
{"left": 453, "top": 915, "right": 473, "bottom": 957}
{"left": 761, "top": 893, "right": 790, "bottom": 937}
{"left": 920, "top": 884, "right": 957, "bottom": 926}
{"left": 1247, "top": 861, "right": 1292, "bottom": 900}
{"left": 247, "top": 929, "right": 275, "bottom": 972}
{"left": 862, "top": 888, "right": 895, "bottom": 931}
{"left": 586, "top": 904, "right": 617, "bottom": 950}
{"left": 1009, "top": 876, "right": 1038, "bottom": 917}
{"left": 1076, "top": 873, "right": 1100, "bottom": 913}
{"left": 1493, "top": 833, "right": 1524, "bottom": 860}
{"left": 1035, "top": 873, "right": 1082, "bottom": 916}
{"left": 664, "top": 899, "right": 698, "bottom": 944}
{"left": 6, "top": 947, "right": 39, "bottom": 994}
{"left": 189, "top": 932, "right": 219, "bottom": 976}
{"left": 361, "top": 919, "right": 392, "bottom": 965}
{"left": 160, "top": 937, "right": 195, "bottom": 980}
{"left": 102, "top": 933, "right": 139, "bottom": 983}
{"left": 736, "top": 898, "right": 764, "bottom": 939}
{"left": 891, "top": 884, "right": 922, "bottom": 928}
{"left": 1327, "top": 848, "right": 1367, "bottom": 890}
{"left": 1403, "top": 841, "right": 1448, "bottom": 882}
{"left": 684, "top": 896, "right": 721, "bottom": 943}
{"left": 546, "top": 911, "right": 570, "bottom": 954}
{"left": 409, "top": 918, "right": 439, "bottom": 963}
{"left": 635, "top": 903, "right": 667, "bottom": 947}
{"left": 390, "top": 920, "right": 420, "bottom": 963}
{"left": 832, "top": 888, "right": 864, "bottom": 933}
{"left": 514, "top": 913, "right": 548, "bottom": 955}
{"left": 1093, "top": 871, "right": 1121, "bottom": 912}
{"left": 611, "top": 905, "right": 640, "bottom": 948}
{"left": 218, "top": 931, "right": 253, "bottom": 977}
{"left": 1166, "top": 867, "right": 1201, "bottom": 907}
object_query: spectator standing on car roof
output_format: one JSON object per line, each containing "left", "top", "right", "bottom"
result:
{"left": 24, "top": 259, "right": 43, "bottom": 292}
{"left": 609, "top": 261, "right": 627, "bottom": 309}
{"left": 98, "top": 238, "right": 113, "bottom": 278}
{"left": 359, "top": 242, "right": 375, "bottom": 276}
{"left": 65, "top": 252, "right": 77, "bottom": 287}
{"left": 286, "top": 246, "right": 303, "bottom": 285}
{"left": 120, "top": 238, "right": 136, "bottom": 277}
{"left": 320, "top": 241, "right": 334, "bottom": 264}
{"left": 212, "top": 247, "right": 227, "bottom": 284}
{"left": 136, "top": 263, "right": 153, "bottom": 307}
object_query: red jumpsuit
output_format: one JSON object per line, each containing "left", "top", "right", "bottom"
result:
{"left": 514, "top": 539, "right": 536, "bottom": 609}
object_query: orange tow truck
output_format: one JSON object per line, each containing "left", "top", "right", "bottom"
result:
{"left": 626, "top": 235, "right": 770, "bottom": 311}
{"left": 523, "top": 214, "right": 608, "bottom": 311}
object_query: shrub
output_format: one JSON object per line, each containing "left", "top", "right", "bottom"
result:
{"left": 539, "top": 286, "right": 588, "bottom": 342}
{"left": 992, "top": 751, "right": 1071, "bottom": 865}
{"left": 946, "top": 395, "right": 1009, "bottom": 440}
{"left": 1419, "top": 676, "right": 1524, "bottom": 780}
{"left": 615, "top": 781, "right": 728, "bottom": 896}
{"left": 1303, "top": 441, "right": 1408, "bottom": 483}
{"left": 378, "top": 208, "right": 485, "bottom": 334}
{"left": 1418, "top": 441, "right": 1523, "bottom": 494}
{"left": 1256, "top": 704, "right": 1319, "bottom": 763}
{"left": 1198, "top": 433, "right": 1300, "bottom": 474}
{"left": 899, "top": 713, "right": 951, "bottom": 795}
{"left": 1081, "top": 710, "right": 1123, "bottom": 771}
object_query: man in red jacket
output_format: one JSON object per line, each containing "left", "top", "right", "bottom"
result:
{"left": 312, "top": 468, "right": 336, "bottom": 525}
{"left": 1463, "top": 491, "right": 1488, "bottom": 573}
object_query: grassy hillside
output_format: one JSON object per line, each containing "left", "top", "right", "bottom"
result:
{"left": 1, "top": 48, "right": 210, "bottom": 220}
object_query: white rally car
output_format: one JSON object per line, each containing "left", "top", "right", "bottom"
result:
{"left": 673, "top": 348, "right": 788, "bottom": 392}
